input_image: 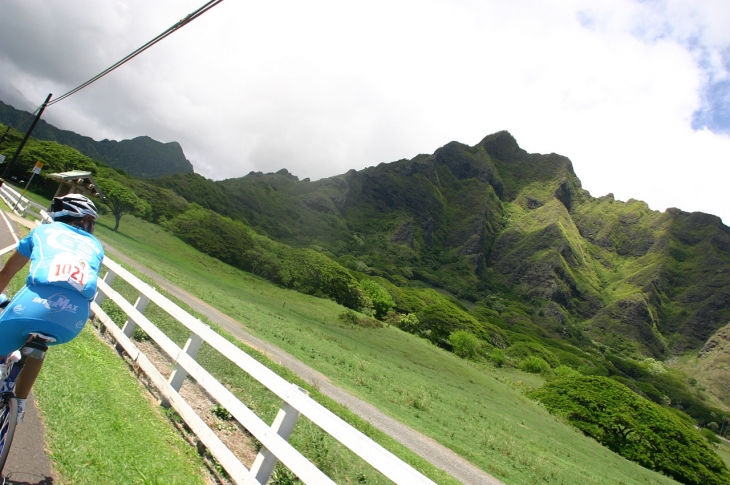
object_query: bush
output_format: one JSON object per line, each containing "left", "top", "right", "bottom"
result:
{"left": 700, "top": 428, "right": 721, "bottom": 446}
{"left": 416, "top": 300, "right": 483, "bottom": 347}
{"left": 505, "top": 341, "right": 559, "bottom": 368}
{"left": 519, "top": 356, "right": 551, "bottom": 374}
{"left": 553, "top": 365, "right": 580, "bottom": 377}
{"left": 338, "top": 311, "right": 359, "bottom": 325}
{"left": 449, "top": 331, "right": 480, "bottom": 360}
{"left": 164, "top": 207, "right": 366, "bottom": 310}
{"left": 529, "top": 375, "right": 730, "bottom": 485}
{"left": 395, "top": 313, "right": 420, "bottom": 333}
{"left": 163, "top": 204, "right": 253, "bottom": 269}
{"left": 360, "top": 280, "right": 395, "bottom": 320}
{"left": 490, "top": 348, "right": 505, "bottom": 368}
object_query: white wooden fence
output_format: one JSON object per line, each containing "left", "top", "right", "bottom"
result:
{"left": 0, "top": 192, "right": 439, "bottom": 484}
{"left": 0, "top": 182, "right": 47, "bottom": 220}
{"left": 91, "top": 257, "right": 438, "bottom": 485}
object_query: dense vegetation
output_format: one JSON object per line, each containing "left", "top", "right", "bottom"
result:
{"left": 2, "top": 116, "right": 729, "bottom": 480}
{"left": 529, "top": 375, "right": 730, "bottom": 485}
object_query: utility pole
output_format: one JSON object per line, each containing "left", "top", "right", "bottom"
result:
{"left": 1, "top": 93, "right": 52, "bottom": 180}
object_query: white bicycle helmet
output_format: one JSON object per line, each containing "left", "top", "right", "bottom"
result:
{"left": 49, "top": 193, "right": 99, "bottom": 221}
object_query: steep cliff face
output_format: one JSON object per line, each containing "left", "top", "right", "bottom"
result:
{"left": 154, "top": 131, "right": 730, "bottom": 359}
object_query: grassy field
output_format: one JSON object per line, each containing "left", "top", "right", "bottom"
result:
{"left": 35, "top": 328, "right": 211, "bottom": 484}
{"left": 80, "top": 210, "right": 687, "bottom": 485}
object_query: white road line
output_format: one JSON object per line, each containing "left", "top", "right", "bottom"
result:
{"left": 0, "top": 244, "right": 18, "bottom": 256}
{"left": 0, "top": 210, "right": 19, "bottom": 245}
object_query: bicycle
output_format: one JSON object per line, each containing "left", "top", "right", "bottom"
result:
{"left": 0, "top": 323, "right": 56, "bottom": 473}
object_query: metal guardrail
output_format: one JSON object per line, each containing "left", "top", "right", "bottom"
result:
{"left": 92, "top": 258, "right": 437, "bottom": 485}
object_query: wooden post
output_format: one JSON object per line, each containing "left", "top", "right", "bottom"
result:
{"left": 168, "top": 329, "right": 205, "bottom": 392}
{"left": 250, "top": 385, "right": 309, "bottom": 484}
{"left": 121, "top": 294, "right": 150, "bottom": 338}
{"left": 93, "top": 269, "right": 116, "bottom": 306}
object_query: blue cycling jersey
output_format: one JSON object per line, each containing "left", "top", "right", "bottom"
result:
{"left": 17, "top": 221, "right": 104, "bottom": 300}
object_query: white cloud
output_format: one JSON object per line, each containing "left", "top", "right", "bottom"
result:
{"left": 0, "top": 0, "right": 728, "bottom": 222}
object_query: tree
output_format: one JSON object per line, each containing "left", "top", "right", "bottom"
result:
{"left": 162, "top": 204, "right": 253, "bottom": 269}
{"left": 360, "top": 280, "right": 395, "bottom": 319}
{"left": 449, "top": 330, "right": 479, "bottom": 359}
{"left": 416, "top": 301, "right": 482, "bottom": 347}
{"left": 97, "top": 178, "right": 150, "bottom": 231}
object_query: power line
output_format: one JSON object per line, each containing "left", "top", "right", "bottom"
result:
{"left": 47, "top": 0, "right": 225, "bottom": 107}
{"left": 1, "top": 1, "right": 224, "bottom": 181}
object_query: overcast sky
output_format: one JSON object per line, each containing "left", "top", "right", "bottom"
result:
{"left": 1, "top": 0, "right": 729, "bottom": 223}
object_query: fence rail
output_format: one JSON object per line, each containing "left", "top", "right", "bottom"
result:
{"left": 0, "top": 182, "right": 47, "bottom": 220}
{"left": 0, "top": 193, "right": 439, "bottom": 484}
{"left": 92, "top": 257, "right": 437, "bottom": 485}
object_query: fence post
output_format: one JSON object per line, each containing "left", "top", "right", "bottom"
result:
{"left": 122, "top": 294, "right": 150, "bottom": 338}
{"left": 92, "top": 269, "right": 116, "bottom": 307}
{"left": 168, "top": 329, "right": 205, "bottom": 392}
{"left": 250, "top": 385, "right": 309, "bottom": 485}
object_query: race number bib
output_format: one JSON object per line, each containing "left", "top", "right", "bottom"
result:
{"left": 46, "top": 253, "right": 90, "bottom": 291}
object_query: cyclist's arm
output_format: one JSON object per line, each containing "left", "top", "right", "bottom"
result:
{"left": 0, "top": 250, "right": 29, "bottom": 293}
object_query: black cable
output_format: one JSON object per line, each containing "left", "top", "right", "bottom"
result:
{"left": 47, "top": 0, "right": 225, "bottom": 107}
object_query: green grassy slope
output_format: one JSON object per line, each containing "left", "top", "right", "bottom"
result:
{"left": 36, "top": 328, "right": 210, "bottom": 484}
{"left": 91, "top": 212, "right": 683, "bottom": 485}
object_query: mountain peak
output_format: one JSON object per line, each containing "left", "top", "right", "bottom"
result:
{"left": 479, "top": 131, "right": 525, "bottom": 163}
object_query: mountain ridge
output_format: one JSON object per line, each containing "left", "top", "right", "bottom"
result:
{"left": 153, "top": 131, "right": 730, "bottom": 365}
{"left": 0, "top": 99, "right": 194, "bottom": 177}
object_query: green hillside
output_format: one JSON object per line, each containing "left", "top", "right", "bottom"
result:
{"left": 3, "top": 120, "right": 730, "bottom": 483}
{"left": 154, "top": 131, "right": 730, "bottom": 364}
{"left": 91, "top": 211, "right": 687, "bottom": 485}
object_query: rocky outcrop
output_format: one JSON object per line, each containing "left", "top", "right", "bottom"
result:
{"left": 699, "top": 323, "right": 730, "bottom": 358}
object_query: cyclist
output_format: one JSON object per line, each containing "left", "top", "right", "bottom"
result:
{"left": 0, "top": 193, "right": 104, "bottom": 422}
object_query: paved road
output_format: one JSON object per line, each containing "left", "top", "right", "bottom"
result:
{"left": 0, "top": 211, "right": 55, "bottom": 484}
{"left": 103, "top": 245, "right": 505, "bottom": 485}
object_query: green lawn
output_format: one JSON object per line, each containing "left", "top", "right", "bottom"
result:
{"left": 35, "top": 328, "right": 210, "bottom": 485}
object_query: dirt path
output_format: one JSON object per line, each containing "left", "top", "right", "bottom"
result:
{"left": 102, "top": 244, "right": 505, "bottom": 485}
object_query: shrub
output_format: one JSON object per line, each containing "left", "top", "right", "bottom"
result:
{"left": 416, "top": 300, "right": 482, "bottom": 347}
{"left": 360, "top": 280, "right": 395, "bottom": 320}
{"left": 553, "top": 365, "right": 580, "bottom": 377}
{"left": 163, "top": 204, "right": 253, "bottom": 269}
{"left": 505, "top": 341, "right": 560, "bottom": 368}
{"left": 338, "top": 311, "right": 359, "bottom": 325}
{"left": 519, "top": 356, "right": 551, "bottom": 374}
{"left": 700, "top": 428, "right": 721, "bottom": 446}
{"left": 395, "top": 313, "right": 420, "bottom": 333}
{"left": 449, "top": 331, "right": 480, "bottom": 360}
{"left": 490, "top": 348, "right": 505, "bottom": 368}
{"left": 529, "top": 375, "right": 730, "bottom": 485}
